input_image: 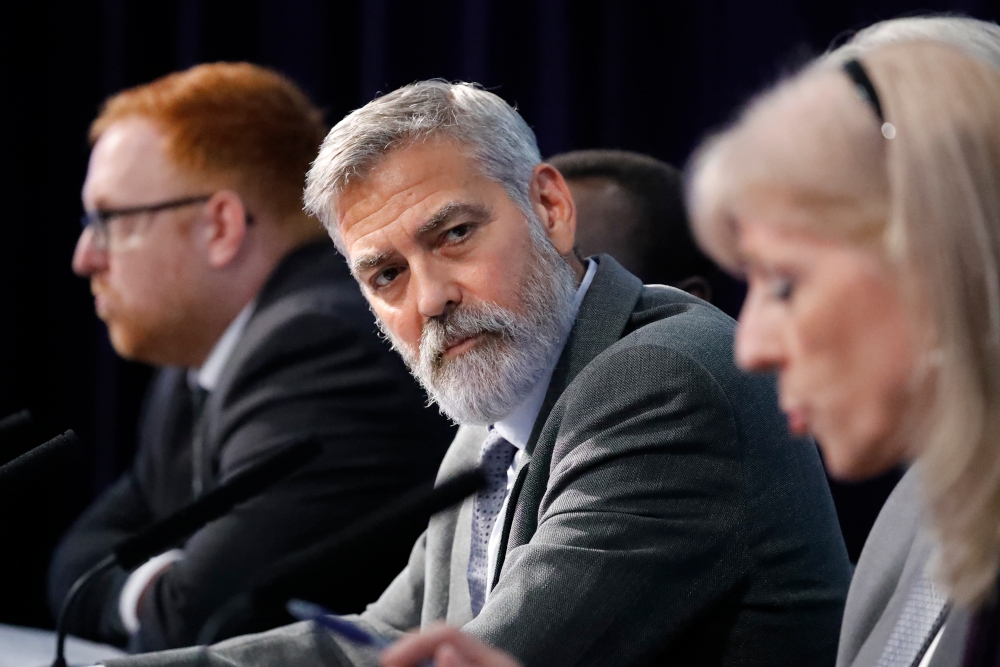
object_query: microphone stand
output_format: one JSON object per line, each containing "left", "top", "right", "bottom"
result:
{"left": 50, "top": 436, "right": 320, "bottom": 666}
{"left": 197, "top": 468, "right": 487, "bottom": 645}
{"left": 52, "top": 554, "right": 117, "bottom": 667}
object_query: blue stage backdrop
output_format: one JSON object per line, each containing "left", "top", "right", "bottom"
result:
{"left": 0, "top": 0, "right": 994, "bottom": 628}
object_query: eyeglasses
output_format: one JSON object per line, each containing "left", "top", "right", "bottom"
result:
{"left": 79, "top": 194, "right": 214, "bottom": 250}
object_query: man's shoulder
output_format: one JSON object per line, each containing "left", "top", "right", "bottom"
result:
{"left": 554, "top": 281, "right": 791, "bottom": 465}
{"left": 550, "top": 288, "right": 744, "bottom": 444}
{"left": 585, "top": 285, "right": 742, "bottom": 394}
{"left": 628, "top": 284, "right": 737, "bottom": 351}
{"left": 250, "top": 242, "right": 370, "bottom": 334}
{"left": 228, "top": 242, "right": 381, "bottom": 372}
{"left": 210, "top": 241, "right": 411, "bottom": 408}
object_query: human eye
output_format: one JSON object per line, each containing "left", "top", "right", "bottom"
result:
{"left": 747, "top": 265, "right": 796, "bottom": 304}
{"left": 442, "top": 222, "right": 474, "bottom": 244}
{"left": 768, "top": 275, "right": 795, "bottom": 302}
{"left": 372, "top": 265, "right": 405, "bottom": 289}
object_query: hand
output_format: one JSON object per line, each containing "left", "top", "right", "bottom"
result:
{"left": 381, "top": 624, "right": 522, "bottom": 667}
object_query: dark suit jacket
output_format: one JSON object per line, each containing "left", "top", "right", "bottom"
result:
{"left": 106, "top": 255, "right": 851, "bottom": 667}
{"left": 49, "top": 241, "right": 455, "bottom": 652}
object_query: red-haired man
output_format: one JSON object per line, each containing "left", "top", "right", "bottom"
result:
{"left": 49, "top": 63, "right": 454, "bottom": 652}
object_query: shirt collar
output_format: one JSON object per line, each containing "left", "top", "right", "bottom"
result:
{"left": 493, "top": 258, "right": 598, "bottom": 450}
{"left": 187, "top": 301, "right": 255, "bottom": 392}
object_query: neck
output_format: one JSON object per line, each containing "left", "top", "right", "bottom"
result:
{"left": 567, "top": 252, "right": 587, "bottom": 285}
{"left": 183, "top": 215, "right": 325, "bottom": 368}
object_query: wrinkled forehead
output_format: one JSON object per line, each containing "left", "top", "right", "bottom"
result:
{"left": 335, "top": 139, "right": 502, "bottom": 255}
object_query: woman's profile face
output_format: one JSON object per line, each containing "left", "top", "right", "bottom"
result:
{"left": 734, "top": 218, "right": 919, "bottom": 480}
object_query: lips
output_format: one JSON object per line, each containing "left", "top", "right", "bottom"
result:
{"left": 443, "top": 334, "right": 482, "bottom": 357}
{"left": 93, "top": 292, "right": 111, "bottom": 318}
{"left": 784, "top": 406, "right": 810, "bottom": 436}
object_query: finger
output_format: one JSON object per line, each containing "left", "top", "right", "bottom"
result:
{"left": 382, "top": 625, "right": 465, "bottom": 666}
{"left": 436, "top": 644, "right": 473, "bottom": 667}
{"left": 382, "top": 625, "right": 521, "bottom": 667}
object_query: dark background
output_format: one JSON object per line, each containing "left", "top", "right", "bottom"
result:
{"left": 1, "top": 0, "right": 996, "bottom": 629}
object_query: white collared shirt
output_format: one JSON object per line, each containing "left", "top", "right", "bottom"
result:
{"left": 483, "top": 259, "right": 597, "bottom": 597}
{"left": 120, "top": 300, "right": 255, "bottom": 635}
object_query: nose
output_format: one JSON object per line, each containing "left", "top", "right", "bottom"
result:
{"left": 734, "top": 287, "right": 786, "bottom": 373}
{"left": 72, "top": 227, "right": 108, "bottom": 277}
{"left": 412, "top": 262, "right": 462, "bottom": 319}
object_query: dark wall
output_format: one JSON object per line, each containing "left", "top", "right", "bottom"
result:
{"left": 2, "top": 0, "right": 996, "bottom": 628}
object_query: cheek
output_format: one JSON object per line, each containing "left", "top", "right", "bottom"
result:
{"left": 103, "top": 237, "right": 195, "bottom": 337}
{"left": 796, "top": 280, "right": 917, "bottom": 476}
{"left": 110, "top": 250, "right": 181, "bottom": 306}
{"left": 376, "top": 302, "right": 423, "bottom": 350}
{"left": 462, "top": 228, "right": 536, "bottom": 308}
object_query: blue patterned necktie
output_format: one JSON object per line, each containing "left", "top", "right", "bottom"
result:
{"left": 467, "top": 428, "right": 517, "bottom": 617}
{"left": 877, "top": 570, "right": 949, "bottom": 667}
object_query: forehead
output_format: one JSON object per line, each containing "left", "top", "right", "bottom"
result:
{"left": 83, "top": 117, "right": 182, "bottom": 204}
{"left": 337, "top": 140, "right": 504, "bottom": 254}
{"left": 737, "top": 217, "right": 866, "bottom": 271}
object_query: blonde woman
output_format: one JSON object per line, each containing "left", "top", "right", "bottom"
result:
{"left": 685, "top": 40, "right": 1000, "bottom": 667}
{"left": 817, "top": 17, "right": 1000, "bottom": 667}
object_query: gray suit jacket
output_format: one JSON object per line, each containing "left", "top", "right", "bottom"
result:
{"left": 837, "top": 466, "right": 969, "bottom": 667}
{"left": 108, "top": 255, "right": 850, "bottom": 667}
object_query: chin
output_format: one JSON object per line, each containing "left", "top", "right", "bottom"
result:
{"left": 107, "top": 324, "right": 150, "bottom": 362}
{"left": 817, "top": 430, "right": 907, "bottom": 482}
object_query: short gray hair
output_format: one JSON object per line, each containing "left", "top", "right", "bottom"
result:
{"left": 824, "top": 15, "right": 1000, "bottom": 69}
{"left": 304, "top": 80, "right": 541, "bottom": 251}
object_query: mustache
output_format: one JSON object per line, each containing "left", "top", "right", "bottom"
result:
{"left": 374, "top": 300, "right": 521, "bottom": 371}
{"left": 420, "top": 303, "right": 519, "bottom": 367}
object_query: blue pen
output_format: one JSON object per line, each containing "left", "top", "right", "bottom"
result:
{"left": 287, "top": 599, "right": 435, "bottom": 666}
{"left": 287, "top": 599, "right": 392, "bottom": 649}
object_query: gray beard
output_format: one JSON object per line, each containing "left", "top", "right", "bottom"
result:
{"left": 378, "top": 231, "right": 578, "bottom": 425}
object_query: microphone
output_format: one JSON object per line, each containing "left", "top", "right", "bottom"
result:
{"left": 52, "top": 436, "right": 322, "bottom": 667}
{"left": 0, "top": 430, "right": 79, "bottom": 493}
{"left": 197, "top": 468, "right": 487, "bottom": 644}
{"left": 0, "top": 409, "right": 34, "bottom": 464}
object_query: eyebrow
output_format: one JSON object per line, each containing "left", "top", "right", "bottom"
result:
{"left": 351, "top": 250, "right": 394, "bottom": 275}
{"left": 414, "top": 201, "right": 492, "bottom": 237}
{"left": 351, "top": 201, "right": 492, "bottom": 275}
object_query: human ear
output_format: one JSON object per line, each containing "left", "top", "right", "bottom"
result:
{"left": 530, "top": 164, "right": 577, "bottom": 256}
{"left": 203, "top": 190, "right": 248, "bottom": 268}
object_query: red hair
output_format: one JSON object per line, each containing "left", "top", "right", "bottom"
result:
{"left": 90, "top": 62, "right": 326, "bottom": 220}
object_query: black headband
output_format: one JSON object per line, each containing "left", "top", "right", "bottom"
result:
{"left": 842, "top": 58, "right": 885, "bottom": 122}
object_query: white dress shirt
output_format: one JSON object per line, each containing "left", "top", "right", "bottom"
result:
{"left": 917, "top": 625, "right": 944, "bottom": 667}
{"left": 484, "top": 259, "right": 597, "bottom": 598}
{"left": 118, "top": 301, "right": 255, "bottom": 635}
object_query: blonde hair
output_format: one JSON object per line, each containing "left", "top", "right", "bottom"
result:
{"left": 687, "top": 41, "right": 1000, "bottom": 606}
{"left": 826, "top": 15, "right": 1000, "bottom": 70}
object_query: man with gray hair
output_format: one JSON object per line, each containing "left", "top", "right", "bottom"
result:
{"left": 376, "top": 17, "right": 1000, "bottom": 667}
{"left": 107, "top": 80, "right": 850, "bottom": 667}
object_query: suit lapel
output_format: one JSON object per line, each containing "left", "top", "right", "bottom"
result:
{"left": 490, "top": 255, "right": 644, "bottom": 582}
{"left": 197, "top": 243, "right": 354, "bottom": 487}
{"left": 927, "top": 606, "right": 970, "bottom": 667}
{"left": 523, "top": 255, "right": 644, "bottom": 456}
{"left": 490, "top": 457, "right": 532, "bottom": 592}
{"left": 138, "top": 368, "right": 202, "bottom": 511}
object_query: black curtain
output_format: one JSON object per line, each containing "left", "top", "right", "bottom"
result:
{"left": 1, "top": 0, "right": 995, "bottom": 628}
